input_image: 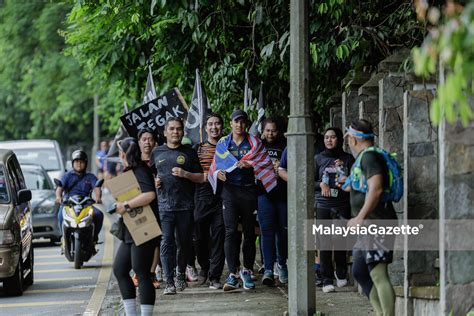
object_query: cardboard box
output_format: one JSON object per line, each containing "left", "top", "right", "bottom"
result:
{"left": 105, "top": 170, "right": 161, "bottom": 246}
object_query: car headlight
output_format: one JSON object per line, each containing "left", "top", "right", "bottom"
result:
{"left": 35, "top": 204, "right": 57, "bottom": 214}
{"left": 0, "top": 230, "right": 15, "bottom": 245}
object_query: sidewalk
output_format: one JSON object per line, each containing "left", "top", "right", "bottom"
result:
{"left": 100, "top": 274, "right": 373, "bottom": 315}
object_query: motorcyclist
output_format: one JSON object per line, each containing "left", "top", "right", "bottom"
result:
{"left": 55, "top": 150, "right": 103, "bottom": 244}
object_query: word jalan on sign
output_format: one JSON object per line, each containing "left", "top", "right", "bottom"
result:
{"left": 120, "top": 88, "right": 188, "bottom": 138}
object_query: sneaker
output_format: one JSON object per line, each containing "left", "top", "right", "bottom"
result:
{"left": 257, "top": 266, "right": 265, "bottom": 274}
{"left": 132, "top": 273, "right": 139, "bottom": 287}
{"left": 223, "top": 274, "right": 239, "bottom": 291}
{"left": 197, "top": 274, "right": 208, "bottom": 285}
{"left": 176, "top": 272, "right": 187, "bottom": 291}
{"left": 155, "top": 265, "right": 163, "bottom": 282}
{"left": 273, "top": 262, "right": 279, "bottom": 277}
{"left": 322, "top": 284, "right": 335, "bottom": 293}
{"left": 262, "top": 270, "right": 274, "bottom": 286}
{"left": 250, "top": 270, "right": 258, "bottom": 281}
{"left": 209, "top": 279, "right": 223, "bottom": 290}
{"left": 278, "top": 264, "right": 288, "bottom": 284}
{"left": 334, "top": 271, "right": 348, "bottom": 287}
{"left": 163, "top": 282, "right": 176, "bottom": 295}
{"left": 315, "top": 270, "right": 323, "bottom": 287}
{"left": 239, "top": 269, "right": 255, "bottom": 290}
{"left": 151, "top": 274, "right": 160, "bottom": 289}
{"left": 186, "top": 265, "right": 198, "bottom": 282}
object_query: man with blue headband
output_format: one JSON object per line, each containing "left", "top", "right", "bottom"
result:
{"left": 341, "top": 119, "right": 396, "bottom": 316}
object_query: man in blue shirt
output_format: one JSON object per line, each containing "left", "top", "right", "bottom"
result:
{"left": 218, "top": 109, "right": 258, "bottom": 291}
{"left": 55, "top": 150, "right": 103, "bottom": 243}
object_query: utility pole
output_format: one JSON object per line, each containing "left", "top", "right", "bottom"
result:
{"left": 91, "top": 94, "right": 99, "bottom": 174}
{"left": 287, "top": 0, "right": 316, "bottom": 315}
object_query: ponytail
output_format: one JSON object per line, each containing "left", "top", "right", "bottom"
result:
{"left": 118, "top": 137, "right": 142, "bottom": 169}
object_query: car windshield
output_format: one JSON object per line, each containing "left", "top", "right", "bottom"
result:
{"left": 13, "top": 148, "right": 60, "bottom": 171}
{"left": 0, "top": 165, "right": 9, "bottom": 203}
{"left": 23, "top": 169, "right": 53, "bottom": 190}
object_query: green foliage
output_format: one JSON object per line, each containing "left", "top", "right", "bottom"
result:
{"left": 0, "top": 1, "right": 93, "bottom": 146}
{"left": 412, "top": 2, "right": 474, "bottom": 126}
{"left": 65, "top": 0, "right": 423, "bottom": 130}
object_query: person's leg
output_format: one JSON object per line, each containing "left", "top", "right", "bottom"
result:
{"left": 352, "top": 249, "right": 382, "bottom": 315}
{"left": 159, "top": 211, "right": 177, "bottom": 284}
{"left": 131, "top": 239, "right": 156, "bottom": 315}
{"left": 222, "top": 198, "right": 240, "bottom": 275}
{"left": 58, "top": 205, "right": 64, "bottom": 235}
{"left": 208, "top": 202, "right": 225, "bottom": 282}
{"left": 113, "top": 242, "right": 136, "bottom": 315}
{"left": 175, "top": 210, "right": 193, "bottom": 275}
{"left": 92, "top": 207, "right": 104, "bottom": 242}
{"left": 195, "top": 214, "right": 211, "bottom": 277}
{"left": 241, "top": 197, "right": 257, "bottom": 272}
{"left": 316, "top": 207, "right": 335, "bottom": 287}
{"left": 275, "top": 200, "right": 288, "bottom": 267}
{"left": 257, "top": 194, "right": 277, "bottom": 272}
{"left": 369, "top": 263, "right": 395, "bottom": 316}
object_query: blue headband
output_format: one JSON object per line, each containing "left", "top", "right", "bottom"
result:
{"left": 345, "top": 126, "right": 375, "bottom": 139}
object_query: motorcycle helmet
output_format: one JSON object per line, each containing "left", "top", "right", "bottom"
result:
{"left": 71, "top": 150, "right": 88, "bottom": 168}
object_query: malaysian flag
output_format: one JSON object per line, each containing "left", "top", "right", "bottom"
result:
{"left": 208, "top": 133, "right": 277, "bottom": 193}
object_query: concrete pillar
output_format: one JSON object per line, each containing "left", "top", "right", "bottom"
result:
{"left": 287, "top": 0, "right": 315, "bottom": 314}
{"left": 358, "top": 73, "right": 385, "bottom": 145}
{"left": 329, "top": 106, "right": 342, "bottom": 130}
{"left": 378, "top": 74, "right": 407, "bottom": 287}
{"left": 401, "top": 89, "right": 439, "bottom": 315}
{"left": 438, "top": 118, "right": 474, "bottom": 315}
{"left": 341, "top": 71, "right": 370, "bottom": 151}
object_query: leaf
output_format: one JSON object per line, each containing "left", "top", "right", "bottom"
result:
{"left": 260, "top": 40, "right": 275, "bottom": 58}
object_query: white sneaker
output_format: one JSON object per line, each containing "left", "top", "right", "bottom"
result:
{"left": 322, "top": 284, "right": 335, "bottom": 293}
{"left": 334, "top": 271, "right": 348, "bottom": 287}
{"left": 273, "top": 262, "right": 279, "bottom": 277}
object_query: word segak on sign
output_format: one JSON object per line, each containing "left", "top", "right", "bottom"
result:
{"left": 121, "top": 88, "right": 188, "bottom": 138}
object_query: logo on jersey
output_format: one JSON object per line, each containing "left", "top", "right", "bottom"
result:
{"left": 176, "top": 155, "right": 186, "bottom": 165}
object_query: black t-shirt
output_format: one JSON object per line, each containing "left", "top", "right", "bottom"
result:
{"left": 151, "top": 144, "right": 202, "bottom": 212}
{"left": 314, "top": 150, "right": 354, "bottom": 209}
{"left": 257, "top": 138, "right": 287, "bottom": 200}
{"left": 350, "top": 151, "right": 396, "bottom": 219}
{"left": 124, "top": 163, "right": 159, "bottom": 244}
{"left": 194, "top": 142, "right": 218, "bottom": 201}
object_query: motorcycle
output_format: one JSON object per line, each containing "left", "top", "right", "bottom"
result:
{"left": 54, "top": 178, "right": 104, "bottom": 269}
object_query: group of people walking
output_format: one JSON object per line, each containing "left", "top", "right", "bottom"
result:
{"left": 105, "top": 108, "right": 395, "bottom": 316}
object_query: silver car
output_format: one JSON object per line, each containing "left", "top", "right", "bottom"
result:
{"left": 21, "top": 164, "right": 61, "bottom": 243}
{"left": 0, "top": 139, "right": 65, "bottom": 181}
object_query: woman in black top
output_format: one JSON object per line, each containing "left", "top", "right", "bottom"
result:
{"left": 112, "top": 137, "right": 159, "bottom": 316}
{"left": 314, "top": 127, "right": 354, "bottom": 293}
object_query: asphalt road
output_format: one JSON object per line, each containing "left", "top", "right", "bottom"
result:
{"left": 0, "top": 194, "right": 116, "bottom": 316}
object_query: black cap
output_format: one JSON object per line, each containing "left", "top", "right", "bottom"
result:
{"left": 231, "top": 109, "right": 248, "bottom": 121}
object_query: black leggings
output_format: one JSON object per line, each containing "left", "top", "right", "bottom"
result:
{"left": 113, "top": 239, "right": 157, "bottom": 305}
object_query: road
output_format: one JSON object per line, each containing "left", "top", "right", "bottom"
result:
{"left": 0, "top": 195, "right": 116, "bottom": 316}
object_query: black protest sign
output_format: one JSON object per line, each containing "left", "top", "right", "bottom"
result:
{"left": 120, "top": 88, "right": 188, "bottom": 139}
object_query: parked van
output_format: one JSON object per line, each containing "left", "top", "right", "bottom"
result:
{"left": 0, "top": 149, "right": 34, "bottom": 296}
{"left": 0, "top": 140, "right": 65, "bottom": 181}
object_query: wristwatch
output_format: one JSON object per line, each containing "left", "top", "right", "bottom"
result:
{"left": 124, "top": 201, "right": 131, "bottom": 211}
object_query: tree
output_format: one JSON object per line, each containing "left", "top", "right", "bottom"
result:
{"left": 65, "top": 0, "right": 423, "bottom": 131}
{"left": 0, "top": 1, "right": 93, "bottom": 146}
{"left": 412, "top": 0, "right": 474, "bottom": 126}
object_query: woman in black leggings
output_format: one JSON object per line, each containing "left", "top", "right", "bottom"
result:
{"left": 113, "top": 137, "right": 160, "bottom": 316}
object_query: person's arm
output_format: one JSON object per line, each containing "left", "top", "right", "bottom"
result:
{"left": 116, "top": 191, "right": 156, "bottom": 215}
{"left": 171, "top": 167, "right": 206, "bottom": 183}
{"left": 55, "top": 186, "right": 63, "bottom": 205}
{"left": 347, "top": 174, "right": 384, "bottom": 227}
{"left": 278, "top": 168, "right": 288, "bottom": 182}
{"left": 94, "top": 187, "right": 102, "bottom": 204}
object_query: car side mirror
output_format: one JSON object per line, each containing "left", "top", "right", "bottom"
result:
{"left": 53, "top": 178, "right": 63, "bottom": 187}
{"left": 95, "top": 179, "right": 104, "bottom": 188}
{"left": 17, "top": 189, "right": 32, "bottom": 204}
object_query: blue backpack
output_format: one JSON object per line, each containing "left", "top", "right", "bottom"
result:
{"left": 342, "top": 146, "right": 403, "bottom": 202}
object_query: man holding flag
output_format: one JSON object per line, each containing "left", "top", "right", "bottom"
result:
{"left": 208, "top": 109, "right": 277, "bottom": 291}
